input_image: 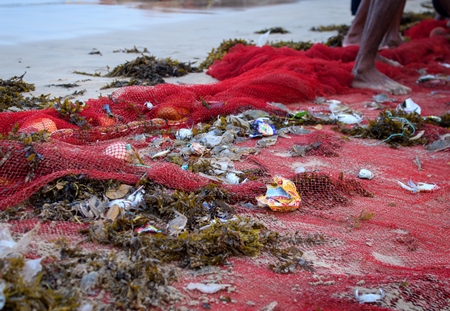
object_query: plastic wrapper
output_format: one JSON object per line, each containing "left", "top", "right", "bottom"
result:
{"left": 256, "top": 176, "right": 301, "bottom": 212}
{"left": 0, "top": 223, "right": 39, "bottom": 258}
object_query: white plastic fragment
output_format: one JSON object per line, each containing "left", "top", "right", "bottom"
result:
{"left": 175, "top": 128, "right": 193, "bottom": 140}
{"left": 397, "top": 179, "right": 439, "bottom": 193}
{"left": 225, "top": 172, "right": 240, "bottom": 185}
{"left": 0, "top": 223, "right": 39, "bottom": 258}
{"left": 80, "top": 271, "right": 98, "bottom": 292}
{"left": 22, "top": 258, "right": 43, "bottom": 283}
{"left": 355, "top": 289, "right": 385, "bottom": 304}
{"left": 396, "top": 98, "right": 421, "bottom": 115}
{"left": 186, "top": 283, "right": 231, "bottom": 294}
{"left": 144, "top": 102, "right": 154, "bottom": 109}
{"left": 0, "top": 280, "right": 5, "bottom": 310}
{"left": 331, "top": 113, "right": 363, "bottom": 124}
{"left": 358, "top": 169, "right": 374, "bottom": 180}
{"left": 257, "top": 30, "right": 271, "bottom": 47}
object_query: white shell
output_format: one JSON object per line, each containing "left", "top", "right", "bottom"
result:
{"left": 187, "top": 283, "right": 231, "bottom": 294}
{"left": 225, "top": 172, "right": 240, "bottom": 184}
{"left": 398, "top": 180, "right": 439, "bottom": 193}
{"left": 175, "top": 128, "right": 193, "bottom": 140}
{"left": 145, "top": 102, "right": 154, "bottom": 109}
{"left": 358, "top": 169, "right": 374, "bottom": 180}
{"left": 355, "top": 289, "right": 385, "bottom": 304}
{"left": 332, "top": 113, "right": 363, "bottom": 124}
{"left": 396, "top": 98, "right": 421, "bottom": 115}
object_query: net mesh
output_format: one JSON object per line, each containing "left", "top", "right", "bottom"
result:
{"left": 1, "top": 19, "right": 450, "bottom": 310}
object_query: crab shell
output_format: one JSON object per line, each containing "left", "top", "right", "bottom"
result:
{"left": 103, "top": 142, "right": 139, "bottom": 163}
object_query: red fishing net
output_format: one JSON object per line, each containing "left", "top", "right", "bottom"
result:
{"left": 1, "top": 19, "right": 449, "bottom": 310}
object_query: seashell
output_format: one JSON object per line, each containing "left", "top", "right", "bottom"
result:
{"left": 19, "top": 118, "right": 58, "bottom": 133}
{"left": 187, "top": 283, "right": 231, "bottom": 294}
{"left": 145, "top": 101, "right": 154, "bottom": 109}
{"left": 396, "top": 98, "right": 421, "bottom": 115}
{"left": 175, "top": 128, "right": 193, "bottom": 140}
{"left": 358, "top": 169, "right": 374, "bottom": 180}
{"left": 225, "top": 172, "right": 240, "bottom": 184}
{"left": 355, "top": 289, "right": 385, "bottom": 304}
{"left": 332, "top": 113, "right": 363, "bottom": 124}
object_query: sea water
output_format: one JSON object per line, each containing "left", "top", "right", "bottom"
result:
{"left": 0, "top": 0, "right": 298, "bottom": 46}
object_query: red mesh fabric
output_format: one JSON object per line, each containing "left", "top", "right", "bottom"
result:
{"left": 1, "top": 19, "right": 450, "bottom": 311}
{"left": 404, "top": 19, "right": 449, "bottom": 39}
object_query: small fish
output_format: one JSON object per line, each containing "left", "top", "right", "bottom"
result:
{"left": 413, "top": 156, "right": 422, "bottom": 171}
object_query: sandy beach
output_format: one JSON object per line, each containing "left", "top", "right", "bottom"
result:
{"left": 3, "top": 1, "right": 450, "bottom": 311}
{"left": 1, "top": 0, "right": 428, "bottom": 101}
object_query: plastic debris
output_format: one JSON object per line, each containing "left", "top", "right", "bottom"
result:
{"left": 176, "top": 128, "right": 193, "bottom": 140}
{"left": 373, "top": 93, "right": 390, "bottom": 103}
{"left": 358, "top": 169, "right": 374, "bottom": 180}
{"left": 256, "top": 176, "right": 301, "bottom": 212}
{"left": 80, "top": 271, "right": 98, "bottom": 292}
{"left": 186, "top": 282, "right": 231, "bottom": 294}
{"left": 106, "top": 186, "right": 145, "bottom": 211}
{"left": 355, "top": 289, "right": 385, "bottom": 304}
{"left": 144, "top": 101, "right": 154, "bottom": 109}
{"left": 190, "top": 142, "right": 207, "bottom": 155}
{"left": 167, "top": 211, "right": 188, "bottom": 236}
{"left": 397, "top": 179, "right": 439, "bottom": 193}
{"left": 0, "top": 223, "right": 39, "bottom": 258}
{"left": 396, "top": 98, "right": 421, "bottom": 115}
{"left": 426, "top": 134, "right": 450, "bottom": 151}
{"left": 136, "top": 224, "right": 163, "bottom": 234}
{"left": 0, "top": 280, "right": 5, "bottom": 310}
{"left": 22, "top": 258, "right": 43, "bottom": 283}
{"left": 332, "top": 112, "right": 363, "bottom": 124}
{"left": 250, "top": 118, "right": 276, "bottom": 137}
{"left": 257, "top": 30, "right": 271, "bottom": 47}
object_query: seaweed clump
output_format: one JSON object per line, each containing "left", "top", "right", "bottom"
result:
{"left": 310, "top": 24, "right": 350, "bottom": 47}
{"left": 255, "top": 27, "right": 290, "bottom": 34}
{"left": 0, "top": 255, "right": 80, "bottom": 310}
{"left": 199, "top": 38, "right": 252, "bottom": 70}
{"left": 105, "top": 55, "right": 201, "bottom": 86}
{"left": 0, "top": 74, "right": 53, "bottom": 112}
{"left": 338, "top": 110, "right": 425, "bottom": 147}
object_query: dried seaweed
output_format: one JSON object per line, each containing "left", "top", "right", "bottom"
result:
{"left": 100, "top": 79, "right": 143, "bottom": 90}
{"left": 269, "top": 40, "right": 314, "bottom": 50}
{"left": 0, "top": 255, "right": 80, "bottom": 310}
{"left": 337, "top": 110, "right": 425, "bottom": 147}
{"left": 255, "top": 27, "right": 290, "bottom": 34}
{"left": 113, "top": 46, "right": 149, "bottom": 53}
{"left": 52, "top": 98, "right": 89, "bottom": 128}
{"left": 0, "top": 74, "right": 53, "bottom": 112}
{"left": 400, "top": 11, "right": 435, "bottom": 33}
{"left": 105, "top": 55, "right": 201, "bottom": 85}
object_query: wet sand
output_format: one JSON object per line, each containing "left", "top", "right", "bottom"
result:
{"left": 0, "top": 0, "right": 428, "bottom": 102}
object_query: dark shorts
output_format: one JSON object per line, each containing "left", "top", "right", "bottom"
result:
{"left": 433, "top": 0, "right": 450, "bottom": 18}
{"left": 351, "top": 0, "right": 362, "bottom": 15}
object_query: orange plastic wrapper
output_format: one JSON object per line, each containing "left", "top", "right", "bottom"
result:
{"left": 256, "top": 176, "right": 301, "bottom": 212}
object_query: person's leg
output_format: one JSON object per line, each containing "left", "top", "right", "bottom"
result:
{"left": 381, "top": 0, "right": 406, "bottom": 48}
{"left": 343, "top": 0, "right": 370, "bottom": 47}
{"left": 352, "top": 0, "right": 411, "bottom": 95}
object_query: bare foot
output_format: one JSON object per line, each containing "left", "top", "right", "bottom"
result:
{"left": 352, "top": 67, "right": 411, "bottom": 95}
